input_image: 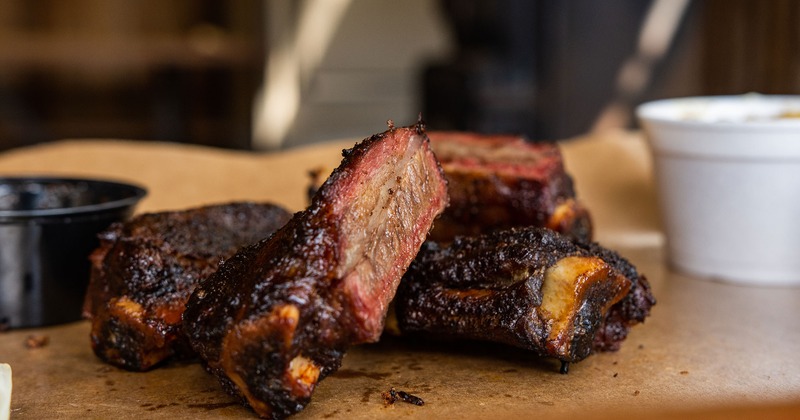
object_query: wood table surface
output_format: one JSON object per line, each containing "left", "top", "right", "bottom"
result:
{"left": 1, "top": 130, "right": 798, "bottom": 419}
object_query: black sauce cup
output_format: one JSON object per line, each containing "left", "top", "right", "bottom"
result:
{"left": 0, "top": 177, "right": 146, "bottom": 328}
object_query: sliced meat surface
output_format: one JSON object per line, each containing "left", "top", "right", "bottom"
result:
{"left": 427, "top": 131, "right": 593, "bottom": 243}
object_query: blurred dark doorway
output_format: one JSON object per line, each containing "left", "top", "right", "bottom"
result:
{"left": 423, "top": 0, "right": 657, "bottom": 140}
{"left": 423, "top": 0, "right": 800, "bottom": 141}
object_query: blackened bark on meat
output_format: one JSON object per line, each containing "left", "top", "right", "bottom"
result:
{"left": 426, "top": 131, "right": 593, "bottom": 243}
{"left": 183, "top": 121, "right": 448, "bottom": 419}
{"left": 83, "top": 202, "right": 291, "bottom": 371}
{"left": 395, "top": 227, "right": 654, "bottom": 364}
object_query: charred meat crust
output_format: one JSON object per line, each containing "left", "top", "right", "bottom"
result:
{"left": 395, "top": 227, "right": 654, "bottom": 363}
{"left": 84, "top": 202, "right": 292, "bottom": 371}
{"left": 183, "top": 121, "right": 448, "bottom": 419}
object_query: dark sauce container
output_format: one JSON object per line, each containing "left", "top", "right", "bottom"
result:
{"left": 0, "top": 177, "right": 146, "bottom": 328}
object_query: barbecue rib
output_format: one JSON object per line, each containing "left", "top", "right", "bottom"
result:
{"left": 183, "top": 121, "right": 448, "bottom": 419}
{"left": 426, "top": 131, "right": 593, "bottom": 243}
{"left": 83, "top": 202, "right": 292, "bottom": 371}
{"left": 394, "top": 227, "right": 654, "bottom": 365}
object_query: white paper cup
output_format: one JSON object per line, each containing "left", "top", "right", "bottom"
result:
{"left": 637, "top": 94, "right": 800, "bottom": 286}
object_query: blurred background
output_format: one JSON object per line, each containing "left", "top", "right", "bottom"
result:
{"left": 0, "top": 0, "right": 797, "bottom": 152}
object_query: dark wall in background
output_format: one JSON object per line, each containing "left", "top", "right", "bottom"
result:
{"left": 0, "top": 0, "right": 797, "bottom": 151}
